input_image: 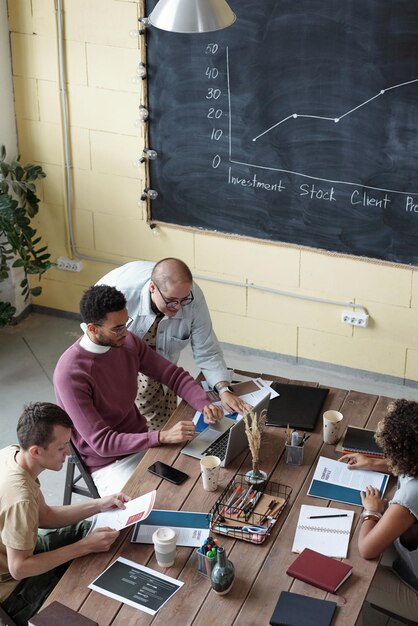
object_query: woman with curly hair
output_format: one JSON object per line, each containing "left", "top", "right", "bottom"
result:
{"left": 340, "top": 398, "right": 418, "bottom": 623}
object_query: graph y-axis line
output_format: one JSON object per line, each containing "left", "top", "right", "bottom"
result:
{"left": 252, "top": 77, "right": 418, "bottom": 142}
{"left": 226, "top": 46, "right": 232, "bottom": 161}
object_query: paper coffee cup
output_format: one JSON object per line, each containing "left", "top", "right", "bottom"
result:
{"left": 152, "top": 527, "right": 177, "bottom": 567}
{"left": 323, "top": 410, "right": 344, "bottom": 444}
{"left": 200, "top": 455, "right": 221, "bottom": 491}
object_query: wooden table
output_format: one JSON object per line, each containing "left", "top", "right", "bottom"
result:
{"left": 44, "top": 372, "right": 395, "bottom": 625}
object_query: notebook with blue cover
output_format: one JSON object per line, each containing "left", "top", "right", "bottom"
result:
{"left": 269, "top": 591, "right": 337, "bottom": 626}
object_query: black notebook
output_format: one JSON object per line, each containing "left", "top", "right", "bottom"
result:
{"left": 341, "top": 426, "right": 384, "bottom": 458}
{"left": 266, "top": 383, "right": 329, "bottom": 430}
{"left": 270, "top": 591, "right": 337, "bottom": 626}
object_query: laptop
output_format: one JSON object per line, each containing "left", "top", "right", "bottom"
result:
{"left": 181, "top": 392, "right": 271, "bottom": 467}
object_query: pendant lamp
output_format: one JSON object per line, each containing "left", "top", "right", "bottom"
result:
{"left": 148, "top": 0, "right": 236, "bottom": 33}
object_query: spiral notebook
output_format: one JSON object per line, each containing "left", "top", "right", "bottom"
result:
{"left": 341, "top": 426, "right": 385, "bottom": 458}
{"left": 292, "top": 505, "right": 354, "bottom": 558}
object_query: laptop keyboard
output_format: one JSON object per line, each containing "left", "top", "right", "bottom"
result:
{"left": 202, "top": 430, "right": 229, "bottom": 461}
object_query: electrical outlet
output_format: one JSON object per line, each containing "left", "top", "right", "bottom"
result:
{"left": 341, "top": 310, "right": 369, "bottom": 327}
{"left": 57, "top": 257, "right": 82, "bottom": 272}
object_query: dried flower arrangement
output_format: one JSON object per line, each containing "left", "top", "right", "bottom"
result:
{"left": 243, "top": 408, "right": 267, "bottom": 476}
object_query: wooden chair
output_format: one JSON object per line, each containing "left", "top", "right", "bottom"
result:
{"left": 369, "top": 604, "right": 418, "bottom": 626}
{"left": 63, "top": 442, "right": 100, "bottom": 505}
{"left": 0, "top": 605, "right": 18, "bottom": 626}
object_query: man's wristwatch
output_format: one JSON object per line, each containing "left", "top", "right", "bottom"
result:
{"left": 214, "top": 381, "right": 233, "bottom": 395}
{"left": 361, "top": 509, "right": 382, "bottom": 523}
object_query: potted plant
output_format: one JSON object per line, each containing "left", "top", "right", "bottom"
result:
{"left": 0, "top": 144, "right": 53, "bottom": 327}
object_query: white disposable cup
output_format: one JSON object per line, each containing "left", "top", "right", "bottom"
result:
{"left": 200, "top": 455, "right": 221, "bottom": 491}
{"left": 323, "top": 410, "right": 344, "bottom": 444}
{"left": 152, "top": 527, "right": 177, "bottom": 567}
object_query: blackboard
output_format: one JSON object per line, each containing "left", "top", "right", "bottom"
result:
{"left": 146, "top": 0, "right": 418, "bottom": 266}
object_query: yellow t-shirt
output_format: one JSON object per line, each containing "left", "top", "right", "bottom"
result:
{"left": 0, "top": 445, "right": 40, "bottom": 602}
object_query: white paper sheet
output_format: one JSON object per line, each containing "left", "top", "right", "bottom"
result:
{"left": 89, "top": 490, "right": 156, "bottom": 532}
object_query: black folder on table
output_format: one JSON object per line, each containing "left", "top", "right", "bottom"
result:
{"left": 270, "top": 591, "right": 337, "bottom": 626}
{"left": 266, "top": 383, "right": 329, "bottom": 431}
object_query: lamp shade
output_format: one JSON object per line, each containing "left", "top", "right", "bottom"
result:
{"left": 148, "top": 0, "right": 236, "bottom": 33}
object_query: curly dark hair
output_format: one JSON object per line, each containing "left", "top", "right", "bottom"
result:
{"left": 17, "top": 402, "right": 73, "bottom": 450}
{"left": 375, "top": 399, "right": 418, "bottom": 477}
{"left": 80, "top": 285, "right": 126, "bottom": 324}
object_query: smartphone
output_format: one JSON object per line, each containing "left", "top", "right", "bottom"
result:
{"left": 147, "top": 461, "right": 189, "bottom": 485}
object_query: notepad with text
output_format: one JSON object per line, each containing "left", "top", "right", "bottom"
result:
{"left": 292, "top": 505, "right": 354, "bottom": 558}
{"left": 307, "top": 456, "right": 389, "bottom": 506}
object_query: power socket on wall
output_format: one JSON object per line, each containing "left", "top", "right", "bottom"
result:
{"left": 341, "top": 310, "right": 369, "bottom": 327}
{"left": 57, "top": 257, "right": 82, "bottom": 272}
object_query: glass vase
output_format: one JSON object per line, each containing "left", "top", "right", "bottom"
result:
{"left": 244, "top": 463, "right": 268, "bottom": 486}
{"left": 210, "top": 546, "right": 235, "bottom": 595}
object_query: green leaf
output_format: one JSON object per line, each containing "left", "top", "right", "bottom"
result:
{"left": 0, "top": 301, "right": 16, "bottom": 327}
{"left": 30, "top": 286, "right": 42, "bottom": 296}
{"left": 12, "top": 259, "right": 25, "bottom": 267}
{"left": 0, "top": 145, "right": 6, "bottom": 161}
{"left": 14, "top": 165, "right": 24, "bottom": 181}
{"left": 0, "top": 161, "right": 9, "bottom": 176}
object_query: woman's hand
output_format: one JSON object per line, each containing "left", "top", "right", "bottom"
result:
{"left": 360, "top": 485, "right": 386, "bottom": 513}
{"left": 338, "top": 452, "right": 373, "bottom": 469}
{"left": 338, "top": 452, "right": 390, "bottom": 473}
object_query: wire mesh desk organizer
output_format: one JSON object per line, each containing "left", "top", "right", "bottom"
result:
{"left": 210, "top": 474, "right": 291, "bottom": 544}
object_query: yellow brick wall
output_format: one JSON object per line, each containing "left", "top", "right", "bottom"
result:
{"left": 7, "top": 0, "right": 418, "bottom": 382}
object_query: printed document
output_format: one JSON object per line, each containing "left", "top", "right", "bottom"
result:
{"left": 307, "top": 456, "right": 389, "bottom": 506}
{"left": 89, "top": 490, "right": 156, "bottom": 532}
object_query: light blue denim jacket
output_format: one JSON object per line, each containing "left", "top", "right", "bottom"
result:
{"left": 97, "top": 261, "right": 231, "bottom": 389}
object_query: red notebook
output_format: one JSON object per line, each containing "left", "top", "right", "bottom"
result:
{"left": 286, "top": 548, "right": 352, "bottom": 593}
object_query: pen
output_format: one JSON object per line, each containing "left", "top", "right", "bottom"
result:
{"left": 291, "top": 429, "right": 299, "bottom": 447}
{"left": 223, "top": 484, "right": 242, "bottom": 514}
{"left": 300, "top": 432, "right": 308, "bottom": 446}
{"left": 308, "top": 514, "right": 349, "bottom": 519}
{"left": 260, "top": 499, "right": 277, "bottom": 524}
{"left": 213, "top": 524, "right": 268, "bottom": 534}
{"left": 266, "top": 500, "right": 283, "bottom": 519}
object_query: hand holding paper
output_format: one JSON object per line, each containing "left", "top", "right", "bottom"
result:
{"left": 89, "top": 490, "right": 156, "bottom": 532}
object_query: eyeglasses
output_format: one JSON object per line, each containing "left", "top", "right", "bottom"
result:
{"left": 97, "top": 316, "right": 134, "bottom": 336}
{"left": 154, "top": 283, "right": 194, "bottom": 310}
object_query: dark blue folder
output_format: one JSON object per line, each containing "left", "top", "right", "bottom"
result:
{"left": 270, "top": 591, "right": 337, "bottom": 626}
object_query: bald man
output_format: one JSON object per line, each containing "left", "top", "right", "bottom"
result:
{"left": 97, "top": 258, "right": 248, "bottom": 429}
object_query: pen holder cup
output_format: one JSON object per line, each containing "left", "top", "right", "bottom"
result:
{"left": 197, "top": 549, "right": 216, "bottom": 577}
{"left": 285, "top": 443, "right": 304, "bottom": 465}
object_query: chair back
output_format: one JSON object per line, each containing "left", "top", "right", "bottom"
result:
{"left": 63, "top": 442, "right": 100, "bottom": 505}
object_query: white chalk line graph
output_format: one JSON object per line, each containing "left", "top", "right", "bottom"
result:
{"left": 252, "top": 77, "right": 418, "bottom": 142}
{"left": 225, "top": 47, "right": 418, "bottom": 196}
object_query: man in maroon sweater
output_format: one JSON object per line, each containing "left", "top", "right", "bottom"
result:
{"left": 54, "top": 285, "right": 223, "bottom": 495}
